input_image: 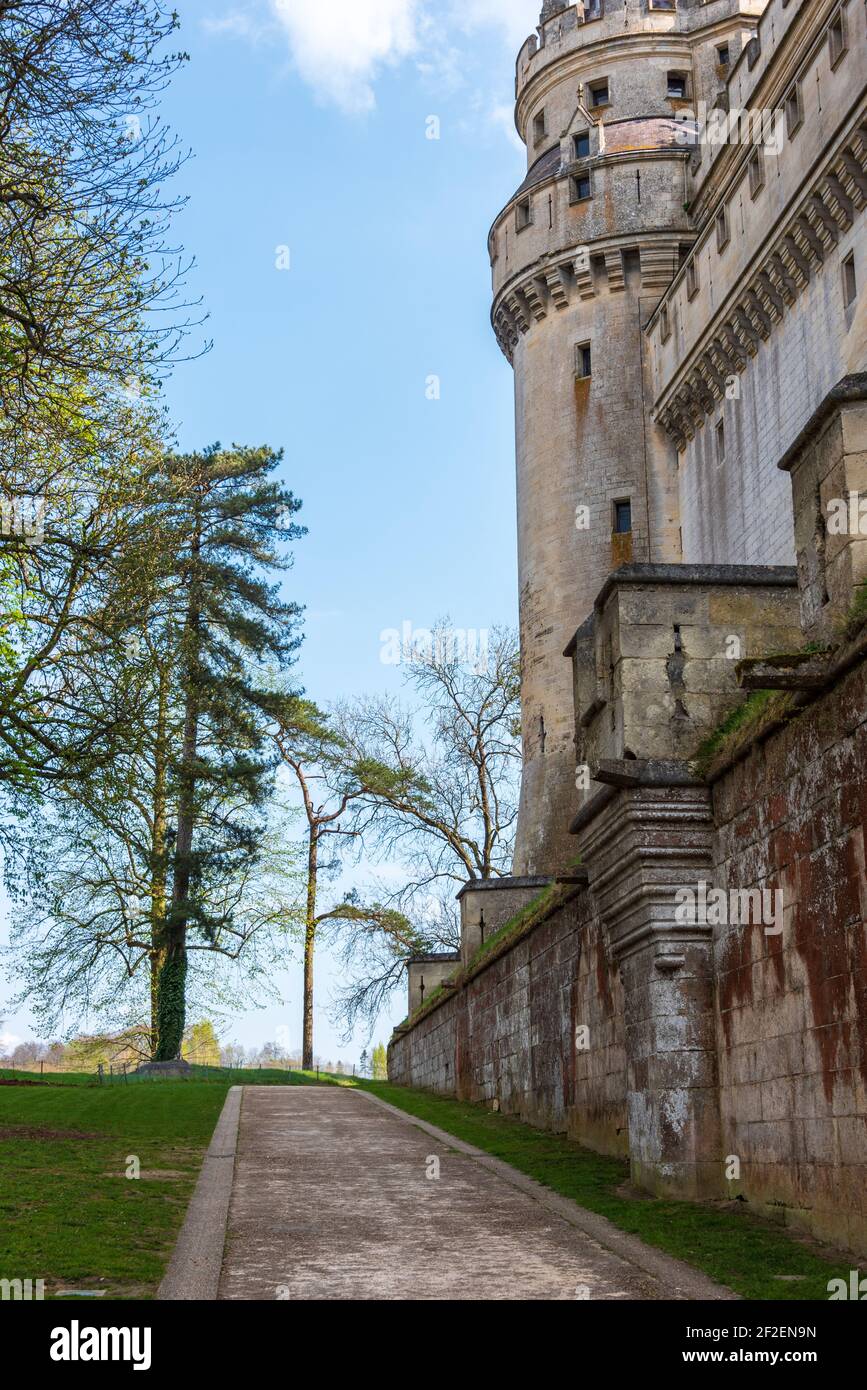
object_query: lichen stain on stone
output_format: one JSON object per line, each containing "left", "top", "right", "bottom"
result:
{"left": 660, "top": 1086, "right": 691, "bottom": 1148}
{"left": 595, "top": 931, "right": 614, "bottom": 1018}
{"left": 718, "top": 921, "right": 759, "bottom": 1049}
{"left": 794, "top": 831, "right": 867, "bottom": 1101}
{"left": 455, "top": 1005, "right": 471, "bottom": 1101}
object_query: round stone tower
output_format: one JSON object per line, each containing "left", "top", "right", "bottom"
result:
{"left": 492, "top": 0, "right": 704, "bottom": 875}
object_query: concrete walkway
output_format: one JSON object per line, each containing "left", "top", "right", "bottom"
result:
{"left": 208, "top": 1087, "right": 735, "bottom": 1302}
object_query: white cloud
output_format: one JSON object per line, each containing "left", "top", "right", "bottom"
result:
{"left": 202, "top": 6, "right": 270, "bottom": 42}
{"left": 454, "top": 0, "right": 539, "bottom": 50}
{"left": 204, "top": 0, "right": 540, "bottom": 137}
{"left": 0, "top": 1029, "right": 22, "bottom": 1051}
{"left": 269, "top": 0, "right": 421, "bottom": 113}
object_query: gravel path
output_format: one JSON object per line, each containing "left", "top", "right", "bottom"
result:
{"left": 215, "top": 1086, "right": 736, "bottom": 1302}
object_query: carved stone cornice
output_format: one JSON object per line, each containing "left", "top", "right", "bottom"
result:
{"left": 491, "top": 234, "right": 685, "bottom": 362}
{"left": 654, "top": 121, "right": 867, "bottom": 446}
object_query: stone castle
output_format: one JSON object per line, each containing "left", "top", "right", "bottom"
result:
{"left": 390, "top": 0, "right": 867, "bottom": 1257}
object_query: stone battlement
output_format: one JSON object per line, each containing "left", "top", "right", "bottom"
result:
{"left": 515, "top": 2, "right": 764, "bottom": 112}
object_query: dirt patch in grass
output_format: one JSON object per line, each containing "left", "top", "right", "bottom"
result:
{"left": 48, "top": 1279, "right": 156, "bottom": 1302}
{"left": 103, "top": 1169, "right": 189, "bottom": 1181}
{"left": 0, "top": 1124, "right": 104, "bottom": 1141}
{"left": 615, "top": 1181, "right": 655, "bottom": 1202}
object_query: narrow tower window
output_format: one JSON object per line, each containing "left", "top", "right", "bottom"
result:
{"left": 570, "top": 173, "right": 592, "bottom": 203}
{"left": 575, "top": 342, "right": 592, "bottom": 379}
{"left": 516, "top": 196, "right": 532, "bottom": 231}
{"left": 717, "top": 44, "right": 730, "bottom": 68}
{"left": 667, "top": 72, "right": 688, "bottom": 100}
{"left": 533, "top": 109, "right": 547, "bottom": 145}
{"left": 748, "top": 148, "right": 764, "bottom": 198}
{"left": 716, "top": 205, "right": 730, "bottom": 251}
{"left": 843, "top": 252, "right": 857, "bottom": 308}
{"left": 589, "top": 80, "right": 609, "bottom": 108}
{"left": 613, "top": 500, "right": 632, "bottom": 534}
{"left": 686, "top": 258, "right": 699, "bottom": 299}
{"left": 829, "top": 9, "right": 847, "bottom": 67}
{"left": 785, "top": 83, "right": 803, "bottom": 137}
{"left": 574, "top": 130, "right": 591, "bottom": 159}
{"left": 716, "top": 419, "right": 726, "bottom": 467}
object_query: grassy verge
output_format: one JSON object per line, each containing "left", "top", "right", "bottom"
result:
{"left": 0, "top": 1067, "right": 355, "bottom": 1298}
{"left": 359, "top": 1080, "right": 857, "bottom": 1302}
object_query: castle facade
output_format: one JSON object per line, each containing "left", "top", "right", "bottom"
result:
{"left": 392, "top": 0, "right": 867, "bottom": 1258}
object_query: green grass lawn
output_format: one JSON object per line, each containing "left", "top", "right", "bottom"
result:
{"left": 0, "top": 1066, "right": 353, "bottom": 1300}
{"left": 359, "top": 1080, "right": 859, "bottom": 1302}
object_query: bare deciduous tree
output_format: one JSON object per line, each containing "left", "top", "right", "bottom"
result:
{"left": 329, "top": 623, "right": 521, "bottom": 1035}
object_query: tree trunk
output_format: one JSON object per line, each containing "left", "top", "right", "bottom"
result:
{"left": 302, "top": 828, "right": 318, "bottom": 1070}
{"left": 153, "top": 943, "right": 188, "bottom": 1061}
{"left": 155, "top": 526, "right": 200, "bottom": 1061}
{"left": 149, "top": 666, "right": 170, "bottom": 1056}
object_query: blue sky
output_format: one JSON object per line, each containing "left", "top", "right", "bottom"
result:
{"left": 1, "top": 0, "right": 541, "bottom": 1063}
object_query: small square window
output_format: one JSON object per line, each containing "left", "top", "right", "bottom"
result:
{"left": 784, "top": 83, "right": 803, "bottom": 137}
{"left": 533, "top": 109, "right": 547, "bottom": 145}
{"left": 716, "top": 205, "right": 730, "bottom": 251}
{"left": 613, "top": 500, "right": 632, "bottom": 534}
{"left": 667, "top": 72, "right": 688, "bottom": 100}
{"left": 748, "top": 148, "right": 764, "bottom": 198}
{"left": 660, "top": 305, "right": 671, "bottom": 342}
{"left": 843, "top": 252, "right": 857, "bottom": 308}
{"left": 829, "top": 10, "right": 847, "bottom": 67}
{"left": 584, "top": 0, "right": 602, "bottom": 18}
{"left": 516, "top": 197, "right": 532, "bottom": 231}
{"left": 649, "top": 0, "right": 676, "bottom": 9}
{"left": 686, "top": 259, "right": 698, "bottom": 300}
{"left": 575, "top": 342, "right": 592, "bottom": 379}
{"left": 590, "top": 81, "right": 609, "bottom": 108}
{"left": 574, "top": 130, "right": 591, "bottom": 159}
{"left": 716, "top": 419, "right": 726, "bottom": 466}
{"left": 571, "top": 173, "right": 592, "bottom": 202}
{"left": 717, "top": 44, "right": 730, "bottom": 68}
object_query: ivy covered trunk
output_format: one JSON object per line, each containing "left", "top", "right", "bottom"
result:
{"left": 153, "top": 941, "right": 188, "bottom": 1060}
{"left": 302, "top": 830, "right": 317, "bottom": 1071}
{"left": 149, "top": 665, "right": 171, "bottom": 1057}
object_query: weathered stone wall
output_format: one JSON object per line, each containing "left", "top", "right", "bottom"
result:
{"left": 389, "top": 651, "right": 867, "bottom": 1253}
{"left": 406, "top": 955, "right": 460, "bottom": 1015}
{"left": 785, "top": 389, "right": 867, "bottom": 641}
{"left": 711, "top": 654, "right": 867, "bottom": 1254}
{"left": 390, "top": 890, "right": 629, "bottom": 1156}
{"left": 401, "top": 0, "right": 867, "bottom": 1258}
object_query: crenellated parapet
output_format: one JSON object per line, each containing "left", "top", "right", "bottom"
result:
{"left": 515, "top": 1, "right": 765, "bottom": 144}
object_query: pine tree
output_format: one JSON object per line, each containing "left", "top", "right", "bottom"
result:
{"left": 152, "top": 444, "right": 305, "bottom": 1059}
